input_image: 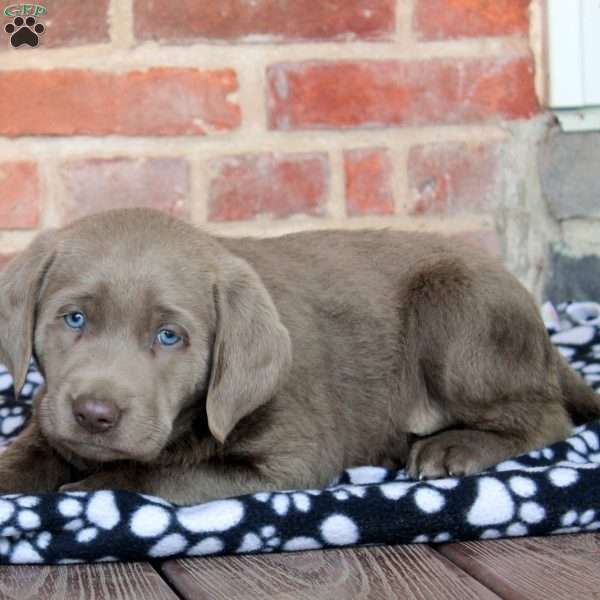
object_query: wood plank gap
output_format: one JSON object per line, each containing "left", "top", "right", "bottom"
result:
{"left": 428, "top": 544, "right": 513, "bottom": 600}
{"left": 436, "top": 535, "right": 600, "bottom": 600}
{"left": 151, "top": 562, "right": 187, "bottom": 600}
{"left": 158, "top": 544, "right": 505, "bottom": 600}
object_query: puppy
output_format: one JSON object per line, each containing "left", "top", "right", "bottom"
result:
{"left": 0, "top": 208, "right": 597, "bottom": 504}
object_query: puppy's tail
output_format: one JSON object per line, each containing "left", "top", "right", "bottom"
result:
{"left": 558, "top": 356, "right": 600, "bottom": 425}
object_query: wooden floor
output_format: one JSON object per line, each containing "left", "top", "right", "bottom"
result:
{"left": 1, "top": 533, "right": 599, "bottom": 600}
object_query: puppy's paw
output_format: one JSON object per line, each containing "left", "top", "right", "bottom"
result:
{"left": 0, "top": 481, "right": 21, "bottom": 494}
{"left": 59, "top": 474, "right": 112, "bottom": 493}
{"left": 59, "top": 480, "right": 97, "bottom": 493}
{"left": 407, "top": 431, "right": 489, "bottom": 480}
{"left": 59, "top": 469, "right": 141, "bottom": 494}
{"left": 0, "top": 469, "right": 35, "bottom": 494}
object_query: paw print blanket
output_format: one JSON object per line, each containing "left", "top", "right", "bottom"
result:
{"left": 0, "top": 301, "right": 599, "bottom": 565}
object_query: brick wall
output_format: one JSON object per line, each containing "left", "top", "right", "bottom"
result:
{"left": 0, "top": 0, "right": 564, "bottom": 297}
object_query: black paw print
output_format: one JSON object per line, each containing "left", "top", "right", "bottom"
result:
{"left": 5, "top": 16, "right": 45, "bottom": 48}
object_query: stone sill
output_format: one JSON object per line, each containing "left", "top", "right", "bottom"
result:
{"left": 554, "top": 107, "right": 600, "bottom": 133}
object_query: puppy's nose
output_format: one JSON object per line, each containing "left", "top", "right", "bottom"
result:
{"left": 72, "top": 396, "right": 120, "bottom": 434}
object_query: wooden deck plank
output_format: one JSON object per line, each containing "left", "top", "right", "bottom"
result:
{"left": 438, "top": 533, "right": 600, "bottom": 600}
{"left": 160, "top": 544, "right": 502, "bottom": 600}
{"left": 0, "top": 562, "right": 179, "bottom": 600}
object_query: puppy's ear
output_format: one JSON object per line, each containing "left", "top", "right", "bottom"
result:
{"left": 207, "top": 256, "right": 292, "bottom": 443}
{"left": 0, "top": 231, "right": 56, "bottom": 397}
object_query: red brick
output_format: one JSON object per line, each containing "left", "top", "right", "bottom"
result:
{"left": 0, "top": 69, "right": 240, "bottom": 137}
{"left": 415, "top": 0, "right": 529, "bottom": 40}
{"left": 407, "top": 142, "right": 500, "bottom": 216}
{"left": 0, "top": 0, "right": 111, "bottom": 50}
{"left": 0, "top": 162, "right": 40, "bottom": 229}
{"left": 268, "top": 57, "right": 538, "bottom": 130}
{"left": 344, "top": 148, "right": 394, "bottom": 216}
{"left": 209, "top": 154, "right": 329, "bottom": 221}
{"left": 60, "top": 158, "right": 189, "bottom": 222}
{"left": 134, "top": 0, "right": 394, "bottom": 42}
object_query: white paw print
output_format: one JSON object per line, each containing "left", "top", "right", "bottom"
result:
{"left": 555, "top": 509, "right": 598, "bottom": 534}
{"left": 0, "top": 370, "right": 13, "bottom": 391}
{"left": 548, "top": 467, "right": 579, "bottom": 487}
{"left": 380, "top": 477, "right": 454, "bottom": 513}
{"left": 345, "top": 466, "right": 388, "bottom": 485}
{"left": 320, "top": 514, "right": 359, "bottom": 546}
{"left": 129, "top": 498, "right": 247, "bottom": 559}
{"left": 505, "top": 522, "right": 528, "bottom": 537}
{"left": 237, "top": 525, "right": 280, "bottom": 553}
{"left": 411, "top": 531, "right": 452, "bottom": 543}
{"left": 253, "top": 491, "right": 314, "bottom": 515}
{"left": 58, "top": 491, "right": 121, "bottom": 545}
{"left": 329, "top": 485, "right": 367, "bottom": 501}
{"left": 282, "top": 536, "right": 322, "bottom": 551}
{"left": 551, "top": 509, "right": 597, "bottom": 534}
{"left": 0, "top": 405, "right": 27, "bottom": 436}
{"left": 580, "top": 430, "right": 599, "bottom": 451}
{"left": 0, "top": 495, "right": 50, "bottom": 563}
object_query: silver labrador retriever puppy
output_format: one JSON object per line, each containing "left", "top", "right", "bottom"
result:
{"left": 0, "top": 208, "right": 597, "bottom": 503}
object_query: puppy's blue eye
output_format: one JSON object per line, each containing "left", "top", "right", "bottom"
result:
{"left": 157, "top": 329, "right": 181, "bottom": 347}
{"left": 64, "top": 311, "right": 85, "bottom": 329}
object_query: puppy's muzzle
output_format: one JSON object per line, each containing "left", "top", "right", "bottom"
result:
{"left": 72, "top": 395, "right": 121, "bottom": 434}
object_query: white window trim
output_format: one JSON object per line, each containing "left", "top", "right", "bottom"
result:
{"left": 547, "top": 0, "right": 600, "bottom": 131}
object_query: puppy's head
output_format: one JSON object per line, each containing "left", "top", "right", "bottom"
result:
{"left": 0, "top": 209, "right": 291, "bottom": 464}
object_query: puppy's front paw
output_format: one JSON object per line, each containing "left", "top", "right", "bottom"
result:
{"left": 59, "top": 474, "right": 113, "bottom": 493}
{"left": 59, "top": 469, "right": 142, "bottom": 494}
{"left": 0, "top": 464, "right": 44, "bottom": 494}
{"left": 59, "top": 480, "right": 97, "bottom": 493}
{"left": 407, "top": 431, "right": 488, "bottom": 480}
{"left": 0, "top": 472, "right": 24, "bottom": 494}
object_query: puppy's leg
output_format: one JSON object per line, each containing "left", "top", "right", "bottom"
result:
{"left": 403, "top": 258, "right": 573, "bottom": 479}
{"left": 0, "top": 420, "right": 72, "bottom": 493}
{"left": 59, "top": 462, "right": 302, "bottom": 504}
{"left": 407, "top": 399, "right": 570, "bottom": 479}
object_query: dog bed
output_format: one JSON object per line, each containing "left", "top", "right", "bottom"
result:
{"left": 0, "top": 301, "right": 599, "bottom": 565}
